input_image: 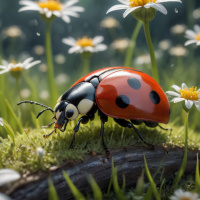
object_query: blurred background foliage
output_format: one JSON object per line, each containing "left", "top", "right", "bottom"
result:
{"left": 0, "top": 0, "right": 200, "bottom": 135}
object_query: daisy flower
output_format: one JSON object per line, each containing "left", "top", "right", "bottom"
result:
{"left": 170, "top": 189, "right": 199, "bottom": 200}
{"left": 62, "top": 36, "right": 107, "bottom": 54}
{"left": 166, "top": 83, "right": 200, "bottom": 111}
{"left": 19, "top": 0, "right": 84, "bottom": 23}
{"left": 185, "top": 25, "right": 200, "bottom": 46}
{"left": 106, "top": 0, "right": 182, "bottom": 18}
{"left": 0, "top": 57, "right": 41, "bottom": 77}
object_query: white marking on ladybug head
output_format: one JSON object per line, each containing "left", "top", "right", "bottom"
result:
{"left": 77, "top": 99, "right": 94, "bottom": 114}
{"left": 56, "top": 110, "right": 62, "bottom": 120}
{"left": 65, "top": 103, "right": 79, "bottom": 120}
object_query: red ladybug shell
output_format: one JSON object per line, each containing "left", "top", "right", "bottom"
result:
{"left": 71, "top": 67, "right": 170, "bottom": 124}
{"left": 96, "top": 69, "right": 169, "bottom": 124}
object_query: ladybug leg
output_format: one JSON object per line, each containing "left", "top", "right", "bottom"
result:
{"left": 41, "top": 121, "right": 55, "bottom": 128}
{"left": 69, "top": 116, "right": 90, "bottom": 149}
{"left": 98, "top": 110, "right": 110, "bottom": 158}
{"left": 114, "top": 118, "right": 154, "bottom": 148}
{"left": 158, "top": 124, "right": 172, "bottom": 134}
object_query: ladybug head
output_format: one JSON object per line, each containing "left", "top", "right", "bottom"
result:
{"left": 54, "top": 101, "right": 79, "bottom": 129}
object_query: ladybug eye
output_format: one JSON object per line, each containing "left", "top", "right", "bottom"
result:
{"left": 66, "top": 109, "right": 74, "bottom": 118}
{"left": 65, "top": 104, "right": 79, "bottom": 120}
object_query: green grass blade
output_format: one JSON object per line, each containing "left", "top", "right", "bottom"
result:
{"left": 88, "top": 174, "right": 103, "bottom": 200}
{"left": 135, "top": 170, "right": 145, "bottom": 196}
{"left": 5, "top": 99, "right": 24, "bottom": 134}
{"left": 0, "top": 118, "right": 15, "bottom": 144}
{"left": 144, "top": 155, "right": 160, "bottom": 200}
{"left": 63, "top": 171, "right": 86, "bottom": 200}
{"left": 111, "top": 161, "right": 127, "bottom": 200}
{"left": 194, "top": 153, "right": 200, "bottom": 193}
{"left": 48, "top": 178, "right": 59, "bottom": 200}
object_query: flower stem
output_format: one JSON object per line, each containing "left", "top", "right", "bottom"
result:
{"left": 124, "top": 21, "right": 142, "bottom": 67}
{"left": 173, "top": 111, "right": 189, "bottom": 187}
{"left": 143, "top": 21, "right": 159, "bottom": 84}
{"left": 45, "top": 21, "right": 57, "bottom": 107}
{"left": 16, "top": 78, "right": 21, "bottom": 100}
{"left": 80, "top": 52, "right": 91, "bottom": 75}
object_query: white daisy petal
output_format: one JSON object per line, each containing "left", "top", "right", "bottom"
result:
{"left": 185, "top": 30, "right": 196, "bottom": 39}
{"left": 185, "top": 100, "right": 193, "bottom": 109}
{"left": 181, "top": 83, "right": 187, "bottom": 89}
{"left": 195, "top": 101, "right": 200, "bottom": 111}
{"left": 23, "top": 57, "right": 34, "bottom": 65}
{"left": 184, "top": 40, "right": 197, "bottom": 46}
{"left": 94, "top": 44, "right": 108, "bottom": 52}
{"left": 0, "top": 65, "right": 7, "bottom": 69}
{"left": 196, "top": 41, "right": 200, "bottom": 46}
{"left": 194, "top": 25, "right": 200, "bottom": 34}
{"left": 145, "top": 3, "right": 167, "bottom": 15}
{"left": 84, "top": 46, "right": 94, "bottom": 52}
{"left": 156, "top": 0, "right": 182, "bottom": 3}
{"left": 62, "top": 38, "right": 77, "bottom": 46}
{"left": 166, "top": 91, "right": 180, "bottom": 97}
{"left": 68, "top": 46, "right": 82, "bottom": 54}
{"left": 123, "top": 7, "right": 140, "bottom": 18}
{"left": 65, "top": 0, "right": 79, "bottom": 7}
{"left": 61, "top": 15, "right": 71, "bottom": 23}
{"left": 24, "top": 60, "right": 41, "bottom": 70}
{"left": 171, "top": 84, "right": 181, "bottom": 92}
{"left": 62, "top": 10, "right": 79, "bottom": 18}
{"left": 106, "top": 5, "right": 130, "bottom": 14}
{"left": 117, "top": 0, "right": 130, "bottom": 5}
{"left": 0, "top": 69, "right": 9, "bottom": 75}
{"left": 18, "top": 6, "right": 40, "bottom": 12}
{"left": 19, "top": 0, "right": 38, "bottom": 7}
{"left": 69, "top": 6, "right": 85, "bottom": 12}
{"left": 93, "top": 36, "right": 104, "bottom": 45}
{"left": 172, "top": 97, "right": 184, "bottom": 103}
{"left": 46, "top": 10, "right": 52, "bottom": 18}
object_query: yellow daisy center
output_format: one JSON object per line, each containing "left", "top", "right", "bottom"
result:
{"left": 37, "top": 0, "right": 62, "bottom": 11}
{"left": 9, "top": 60, "right": 23, "bottom": 72}
{"left": 179, "top": 86, "right": 200, "bottom": 101}
{"left": 195, "top": 33, "right": 200, "bottom": 41}
{"left": 180, "top": 197, "right": 193, "bottom": 200}
{"left": 76, "top": 37, "right": 94, "bottom": 47}
{"left": 129, "top": 0, "right": 156, "bottom": 7}
{"left": 10, "top": 66, "right": 23, "bottom": 72}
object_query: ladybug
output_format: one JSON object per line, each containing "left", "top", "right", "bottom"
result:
{"left": 18, "top": 67, "right": 170, "bottom": 153}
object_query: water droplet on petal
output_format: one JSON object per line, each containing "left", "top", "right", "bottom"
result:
{"left": 175, "top": 8, "right": 178, "bottom": 13}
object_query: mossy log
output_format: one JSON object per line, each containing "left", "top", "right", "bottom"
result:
{"left": 6, "top": 146, "right": 199, "bottom": 200}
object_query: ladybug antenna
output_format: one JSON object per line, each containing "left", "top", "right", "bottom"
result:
{"left": 36, "top": 108, "right": 54, "bottom": 118}
{"left": 17, "top": 101, "right": 54, "bottom": 113}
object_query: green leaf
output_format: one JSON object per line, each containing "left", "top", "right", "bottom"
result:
{"left": 144, "top": 155, "right": 160, "bottom": 200}
{"left": 194, "top": 153, "right": 200, "bottom": 193}
{"left": 88, "top": 174, "right": 102, "bottom": 200}
{"left": 48, "top": 178, "right": 59, "bottom": 200}
{"left": 111, "top": 160, "right": 127, "bottom": 200}
{"left": 63, "top": 171, "right": 86, "bottom": 200}
{"left": 0, "top": 118, "right": 15, "bottom": 144}
{"left": 135, "top": 170, "right": 145, "bottom": 196}
{"left": 5, "top": 99, "right": 24, "bottom": 134}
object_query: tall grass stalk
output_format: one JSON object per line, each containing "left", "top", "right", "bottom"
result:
{"left": 143, "top": 21, "right": 159, "bottom": 84}
{"left": 45, "top": 21, "right": 57, "bottom": 107}
{"left": 173, "top": 111, "right": 189, "bottom": 187}
{"left": 124, "top": 21, "right": 142, "bottom": 67}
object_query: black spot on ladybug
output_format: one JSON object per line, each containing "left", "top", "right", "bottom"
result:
{"left": 150, "top": 91, "right": 160, "bottom": 104}
{"left": 127, "top": 78, "right": 141, "bottom": 90}
{"left": 116, "top": 95, "right": 130, "bottom": 108}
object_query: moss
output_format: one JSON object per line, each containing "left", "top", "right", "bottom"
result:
{"left": 0, "top": 118, "right": 200, "bottom": 173}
